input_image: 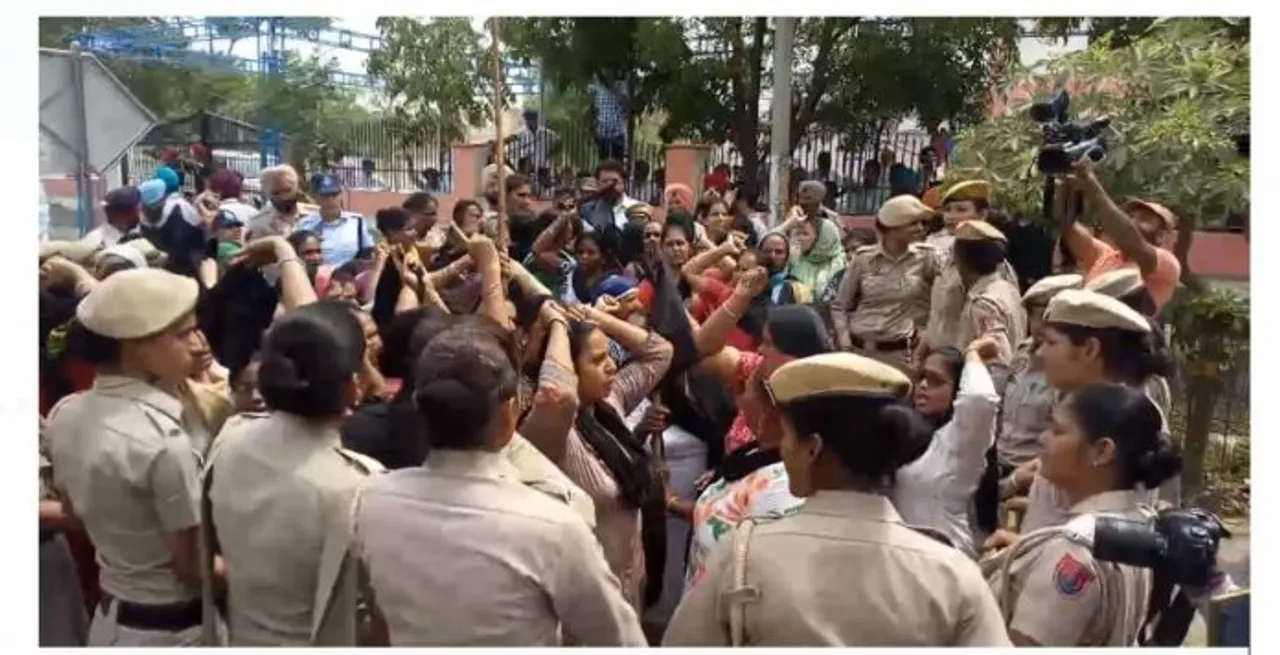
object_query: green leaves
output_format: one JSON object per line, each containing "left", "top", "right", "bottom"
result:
{"left": 368, "top": 17, "right": 506, "bottom": 146}
{"left": 952, "top": 18, "right": 1249, "bottom": 229}
{"left": 1168, "top": 287, "right": 1250, "bottom": 376}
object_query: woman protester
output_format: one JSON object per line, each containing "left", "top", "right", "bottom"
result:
{"left": 518, "top": 295, "right": 674, "bottom": 610}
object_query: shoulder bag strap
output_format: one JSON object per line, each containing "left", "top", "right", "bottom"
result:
{"left": 727, "top": 517, "right": 761, "bottom": 646}
{"left": 200, "top": 464, "right": 221, "bottom": 645}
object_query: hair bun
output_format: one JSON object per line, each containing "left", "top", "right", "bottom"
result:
{"left": 258, "top": 352, "right": 308, "bottom": 390}
{"left": 413, "top": 378, "right": 491, "bottom": 430}
{"left": 1138, "top": 439, "right": 1183, "bottom": 489}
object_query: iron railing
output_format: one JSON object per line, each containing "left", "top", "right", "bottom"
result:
{"left": 498, "top": 119, "right": 665, "bottom": 202}
{"left": 708, "top": 130, "right": 936, "bottom": 213}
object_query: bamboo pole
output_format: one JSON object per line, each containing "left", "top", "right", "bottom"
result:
{"left": 490, "top": 17, "right": 509, "bottom": 251}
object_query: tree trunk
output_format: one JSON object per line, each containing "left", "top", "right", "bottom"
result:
{"left": 1172, "top": 217, "right": 1207, "bottom": 293}
{"left": 1180, "top": 374, "right": 1222, "bottom": 505}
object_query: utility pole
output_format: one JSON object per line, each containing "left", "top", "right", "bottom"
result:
{"left": 768, "top": 17, "right": 795, "bottom": 227}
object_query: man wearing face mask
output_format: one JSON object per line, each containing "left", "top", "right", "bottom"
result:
{"left": 247, "top": 165, "right": 311, "bottom": 239}
{"left": 580, "top": 160, "right": 639, "bottom": 233}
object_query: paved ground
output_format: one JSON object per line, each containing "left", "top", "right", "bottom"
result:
{"left": 1183, "top": 520, "right": 1249, "bottom": 646}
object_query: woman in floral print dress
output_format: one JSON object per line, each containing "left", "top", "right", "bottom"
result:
{"left": 678, "top": 305, "right": 833, "bottom": 590}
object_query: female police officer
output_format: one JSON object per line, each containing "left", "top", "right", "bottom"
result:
{"left": 663, "top": 352, "right": 1008, "bottom": 646}
{"left": 45, "top": 268, "right": 211, "bottom": 646}
{"left": 984, "top": 382, "right": 1180, "bottom": 646}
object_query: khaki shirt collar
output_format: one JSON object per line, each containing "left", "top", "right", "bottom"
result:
{"left": 272, "top": 411, "right": 342, "bottom": 448}
{"left": 94, "top": 374, "right": 185, "bottom": 423}
{"left": 1068, "top": 489, "right": 1138, "bottom": 516}
{"left": 800, "top": 489, "right": 904, "bottom": 524}
{"left": 426, "top": 448, "right": 518, "bottom": 481}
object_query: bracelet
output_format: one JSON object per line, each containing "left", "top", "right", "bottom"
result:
{"left": 277, "top": 256, "right": 302, "bottom": 267}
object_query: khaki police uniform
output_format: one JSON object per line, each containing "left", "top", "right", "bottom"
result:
{"left": 997, "top": 274, "right": 1083, "bottom": 471}
{"left": 352, "top": 449, "right": 646, "bottom": 646}
{"left": 985, "top": 490, "right": 1152, "bottom": 645}
{"left": 43, "top": 269, "right": 209, "bottom": 646}
{"left": 1016, "top": 290, "right": 1163, "bottom": 533}
{"left": 831, "top": 196, "right": 938, "bottom": 373}
{"left": 204, "top": 411, "right": 384, "bottom": 646}
{"left": 664, "top": 353, "right": 1010, "bottom": 647}
{"left": 502, "top": 432, "right": 597, "bottom": 529}
{"left": 952, "top": 221, "right": 1027, "bottom": 391}
{"left": 924, "top": 181, "right": 1019, "bottom": 351}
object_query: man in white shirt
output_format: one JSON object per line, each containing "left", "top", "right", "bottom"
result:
{"left": 510, "top": 109, "right": 558, "bottom": 186}
{"left": 82, "top": 186, "right": 142, "bottom": 247}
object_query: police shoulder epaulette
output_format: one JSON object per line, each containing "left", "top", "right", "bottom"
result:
{"left": 337, "top": 447, "right": 386, "bottom": 476}
{"left": 523, "top": 479, "right": 572, "bottom": 505}
{"left": 905, "top": 524, "right": 955, "bottom": 548}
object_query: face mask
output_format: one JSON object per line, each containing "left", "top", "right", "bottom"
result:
{"left": 271, "top": 197, "right": 299, "bottom": 213}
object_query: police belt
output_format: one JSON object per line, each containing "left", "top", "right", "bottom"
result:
{"left": 100, "top": 593, "right": 203, "bottom": 632}
{"left": 851, "top": 331, "right": 913, "bottom": 352}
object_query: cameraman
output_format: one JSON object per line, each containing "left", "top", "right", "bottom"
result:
{"left": 1057, "top": 160, "right": 1182, "bottom": 314}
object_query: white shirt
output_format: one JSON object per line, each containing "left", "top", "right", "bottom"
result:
{"left": 892, "top": 359, "right": 1000, "bottom": 559}
{"left": 580, "top": 195, "right": 641, "bottom": 234}
{"left": 81, "top": 222, "right": 129, "bottom": 248}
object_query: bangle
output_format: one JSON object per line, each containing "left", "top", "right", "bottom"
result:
{"left": 277, "top": 256, "right": 302, "bottom": 267}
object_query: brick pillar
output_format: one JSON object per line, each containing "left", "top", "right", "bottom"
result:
{"left": 663, "top": 142, "right": 712, "bottom": 200}
{"left": 452, "top": 142, "right": 490, "bottom": 200}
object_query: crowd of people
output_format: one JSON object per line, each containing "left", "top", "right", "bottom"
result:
{"left": 38, "top": 152, "right": 1238, "bottom": 647}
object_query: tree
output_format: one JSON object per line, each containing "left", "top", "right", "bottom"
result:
{"left": 951, "top": 18, "right": 1251, "bottom": 504}
{"left": 39, "top": 16, "right": 368, "bottom": 179}
{"left": 368, "top": 17, "right": 508, "bottom": 147}
{"left": 503, "top": 17, "right": 1021, "bottom": 183}
{"left": 951, "top": 18, "right": 1249, "bottom": 287}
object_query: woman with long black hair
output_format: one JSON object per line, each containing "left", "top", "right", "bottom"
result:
{"left": 516, "top": 291, "right": 674, "bottom": 611}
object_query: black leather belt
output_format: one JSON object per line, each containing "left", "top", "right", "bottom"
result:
{"left": 100, "top": 593, "right": 203, "bottom": 632}
{"left": 851, "top": 334, "right": 912, "bottom": 352}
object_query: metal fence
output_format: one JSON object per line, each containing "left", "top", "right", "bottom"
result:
{"left": 499, "top": 119, "right": 666, "bottom": 203}
{"left": 1167, "top": 362, "right": 1250, "bottom": 482}
{"left": 317, "top": 119, "right": 454, "bottom": 194}
{"left": 709, "top": 130, "right": 935, "bottom": 213}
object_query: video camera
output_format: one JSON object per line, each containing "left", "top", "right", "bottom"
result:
{"left": 1084, "top": 507, "right": 1229, "bottom": 589}
{"left": 1030, "top": 90, "right": 1112, "bottom": 175}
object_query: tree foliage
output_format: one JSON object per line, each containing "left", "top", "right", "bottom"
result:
{"left": 368, "top": 17, "right": 508, "bottom": 147}
{"left": 39, "top": 17, "right": 373, "bottom": 178}
{"left": 950, "top": 18, "right": 1249, "bottom": 238}
{"left": 502, "top": 17, "right": 1021, "bottom": 182}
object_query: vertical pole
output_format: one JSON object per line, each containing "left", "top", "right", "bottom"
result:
{"left": 71, "top": 49, "right": 94, "bottom": 237}
{"left": 768, "top": 17, "right": 795, "bottom": 228}
{"left": 491, "top": 17, "right": 509, "bottom": 251}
